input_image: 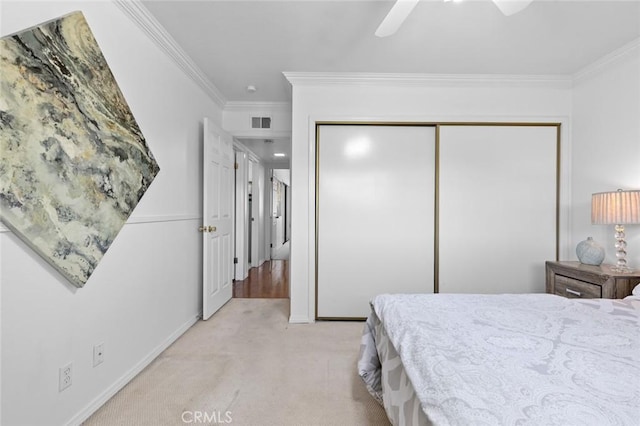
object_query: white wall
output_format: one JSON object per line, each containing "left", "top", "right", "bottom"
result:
{"left": 286, "top": 74, "right": 574, "bottom": 323}
{"left": 273, "top": 169, "right": 290, "bottom": 186}
{"left": 1, "top": 1, "right": 222, "bottom": 424}
{"left": 571, "top": 41, "right": 640, "bottom": 268}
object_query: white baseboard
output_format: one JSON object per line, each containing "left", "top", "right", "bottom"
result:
{"left": 66, "top": 314, "right": 200, "bottom": 426}
{"left": 289, "top": 315, "right": 312, "bottom": 324}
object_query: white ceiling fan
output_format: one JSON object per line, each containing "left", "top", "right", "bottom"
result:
{"left": 375, "top": 0, "right": 535, "bottom": 37}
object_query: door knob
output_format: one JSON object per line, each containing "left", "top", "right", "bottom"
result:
{"left": 199, "top": 226, "right": 217, "bottom": 232}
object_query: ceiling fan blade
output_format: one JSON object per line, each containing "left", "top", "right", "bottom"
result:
{"left": 492, "top": 0, "right": 534, "bottom": 16}
{"left": 375, "top": 0, "right": 421, "bottom": 38}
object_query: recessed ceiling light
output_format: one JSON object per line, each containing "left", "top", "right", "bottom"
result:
{"left": 246, "top": 85, "right": 257, "bottom": 93}
{"left": 274, "top": 153, "right": 286, "bottom": 157}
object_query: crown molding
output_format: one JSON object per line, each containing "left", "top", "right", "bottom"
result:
{"left": 283, "top": 72, "right": 573, "bottom": 89}
{"left": 114, "top": 0, "right": 227, "bottom": 108}
{"left": 224, "top": 101, "right": 292, "bottom": 113}
{"left": 573, "top": 38, "right": 640, "bottom": 84}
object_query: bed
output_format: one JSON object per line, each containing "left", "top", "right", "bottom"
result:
{"left": 358, "top": 292, "right": 640, "bottom": 425}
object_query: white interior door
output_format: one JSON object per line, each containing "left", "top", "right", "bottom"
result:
{"left": 438, "top": 125, "right": 558, "bottom": 294}
{"left": 202, "top": 118, "right": 233, "bottom": 320}
{"left": 316, "top": 125, "right": 436, "bottom": 319}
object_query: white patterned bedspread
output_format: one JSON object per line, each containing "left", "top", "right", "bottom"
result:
{"left": 359, "top": 293, "right": 640, "bottom": 425}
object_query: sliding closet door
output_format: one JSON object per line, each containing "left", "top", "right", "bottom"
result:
{"left": 438, "top": 125, "right": 558, "bottom": 294}
{"left": 316, "top": 125, "right": 436, "bottom": 319}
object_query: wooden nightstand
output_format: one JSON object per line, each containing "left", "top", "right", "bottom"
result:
{"left": 545, "top": 261, "right": 640, "bottom": 299}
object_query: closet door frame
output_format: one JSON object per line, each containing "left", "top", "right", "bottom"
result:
{"left": 312, "top": 120, "right": 563, "bottom": 320}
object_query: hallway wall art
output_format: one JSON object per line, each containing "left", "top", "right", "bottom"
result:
{"left": 0, "top": 11, "right": 160, "bottom": 287}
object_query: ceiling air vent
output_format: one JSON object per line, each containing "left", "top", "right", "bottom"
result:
{"left": 251, "top": 116, "right": 271, "bottom": 129}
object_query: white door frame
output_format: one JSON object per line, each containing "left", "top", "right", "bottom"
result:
{"left": 250, "top": 160, "right": 262, "bottom": 268}
{"left": 234, "top": 150, "right": 249, "bottom": 281}
{"left": 264, "top": 168, "right": 273, "bottom": 261}
{"left": 270, "top": 168, "right": 290, "bottom": 257}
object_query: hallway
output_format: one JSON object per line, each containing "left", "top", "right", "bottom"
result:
{"left": 233, "top": 259, "right": 289, "bottom": 298}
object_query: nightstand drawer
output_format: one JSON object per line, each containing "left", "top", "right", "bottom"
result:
{"left": 546, "top": 261, "right": 640, "bottom": 299}
{"left": 555, "top": 275, "right": 601, "bottom": 298}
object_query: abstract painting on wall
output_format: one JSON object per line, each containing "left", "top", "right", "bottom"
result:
{"left": 0, "top": 11, "right": 160, "bottom": 287}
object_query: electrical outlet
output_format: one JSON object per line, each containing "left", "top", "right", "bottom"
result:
{"left": 59, "top": 363, "right": 72, "bottom": 392}
{"left": 93, "top": 343, "right": 104, "bottom": 367}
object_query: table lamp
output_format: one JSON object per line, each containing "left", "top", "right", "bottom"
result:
{"left": 591, "top": 189, "right": 640, "bottom": 273}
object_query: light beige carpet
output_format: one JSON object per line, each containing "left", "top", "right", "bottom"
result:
{"left": 84, "top": 299, "right": 390, "bottom": 426}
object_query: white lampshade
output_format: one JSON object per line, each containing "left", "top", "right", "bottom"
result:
{"left": 592, "top": 190, "right": 640, "bottom": 225}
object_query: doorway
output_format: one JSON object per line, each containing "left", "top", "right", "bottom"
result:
{"left": 271, "top": 169, "right": 290, "bottom": 261}
{"left": 232, "top": 260, "right": 289, "bottom": 298}
{"left": 232, "top": 159, "right": 289, "bottom": 298}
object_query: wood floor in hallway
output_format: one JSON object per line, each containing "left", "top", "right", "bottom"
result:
{"left": 233, "top": 259, "right": 289, "bottom": 298}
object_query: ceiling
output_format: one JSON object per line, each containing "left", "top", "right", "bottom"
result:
{"left": 235, "top": 137, "right": 291, "bottom": 167}
{"left": 141, "top": 0, "right": 640, "bottom": 163}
